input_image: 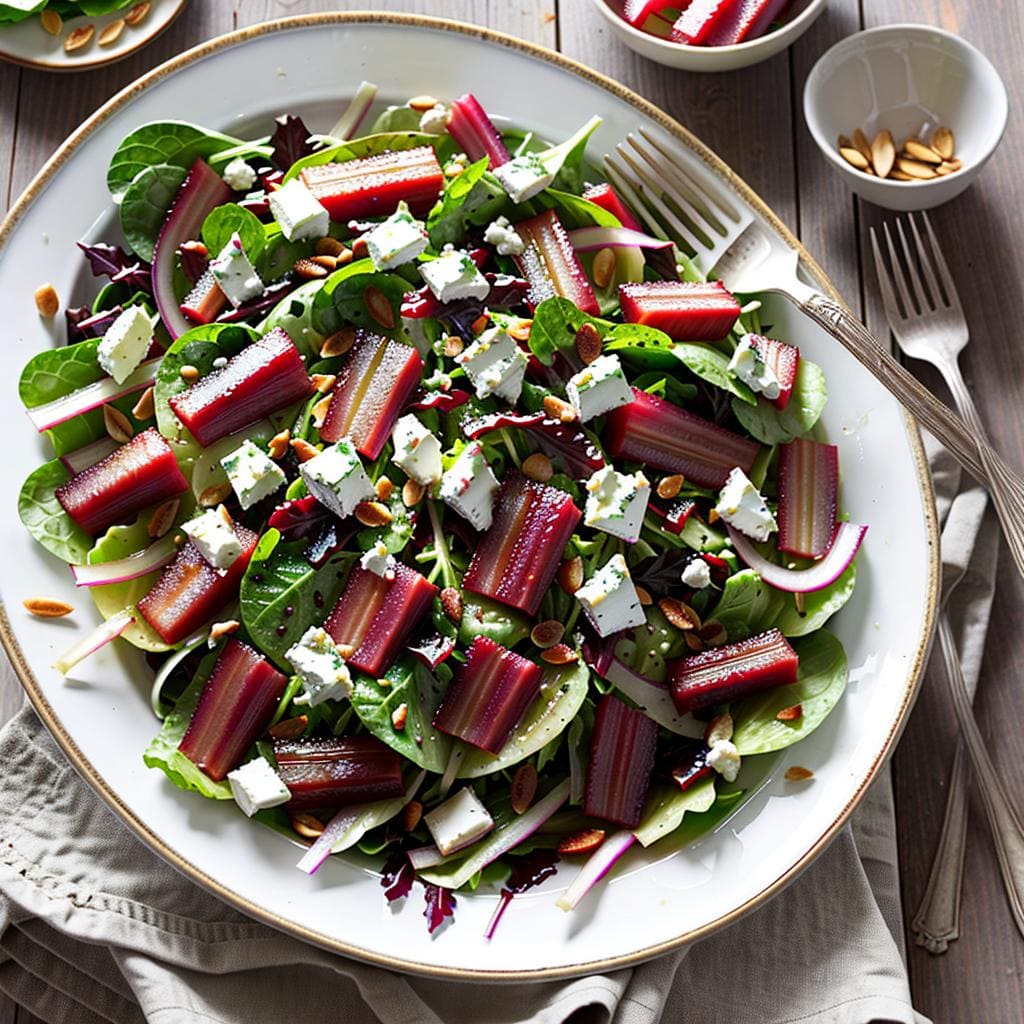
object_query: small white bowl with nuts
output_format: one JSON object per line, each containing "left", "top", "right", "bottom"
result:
{"left": 803, "top": 24, "right": 1008, "bottom": 211}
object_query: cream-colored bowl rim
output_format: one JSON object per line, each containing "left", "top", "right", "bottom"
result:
{"left": 0, "top": 11, "right": 940, "bottom": 982}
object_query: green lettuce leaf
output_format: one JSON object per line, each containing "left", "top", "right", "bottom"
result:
{"left": 634, "top": 777, "right": 716, "bottom": 848}
{"left": 708, "top": 569, "right": 786, "bottom": 641}
{"left": 457, "top": 594, "right": 530, "bottom": 647}
{"left": 17, "top": 460, "right": 92, "bottom": 564}
{"left": 671, "top": 342, "right": 757, "bottom": 405}
{"left": 201, "top": 202, "right": 266, "bottom": 261}
{"left": 731, "top": 358, "right": 827, "bottom": 444}
{"left": 119, "top": 163, "right": 188, "bottom": 262}
{"left": 773, "top": 562, "right": 856, "bottom": 637}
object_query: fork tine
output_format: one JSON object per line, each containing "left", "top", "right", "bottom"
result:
{"left": 882, "top": 222, "right": 916, "bottom": 319}
{"left": 920, "top": 212, "right": 965, "bottom": 315}
{"left": 895, "top": 218, "right": 931, "bottom": 312}
{"left": 869, "top": 227, "right": 907, "bottom": 328}
{"left": 907, "top": 213, "right": 947, "bottom": 311}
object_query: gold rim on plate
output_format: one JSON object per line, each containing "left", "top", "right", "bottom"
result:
{"left": 0, "top": 11, "right": 940, "bottom": 981}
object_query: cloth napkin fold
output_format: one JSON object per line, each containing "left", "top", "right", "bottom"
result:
{"left": 0, "top": 437, "right": 987, "bottom": 1024}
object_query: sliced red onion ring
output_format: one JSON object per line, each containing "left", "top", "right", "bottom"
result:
{"left": 53, "top": 608, "right": 135, "bottom": 676}
{"left": 555, "top": 829, "right": 636, "bottom": 912}
{"left": 567, "top": 226, "right": 675, "bottom": 252}
{"left": 60, "top": 437, "right": 120, "bottom": 475}
{"left": 726, "top": 521, "right": 868, "bottom": 594}
{"left": 599, "top": 656, "right": 704, "bottom": 738}
{"left": 408, "top": 844, "right": 447, "bottom": 870}
{"left": 71, "top": 536, "right": 178, "bottom": 587}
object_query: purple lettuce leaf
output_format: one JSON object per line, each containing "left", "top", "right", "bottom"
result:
{"left": 382, "top": 853, "right": 416, "bottom": 903}
{"left": 271, "top": 114, "right": 314, "bottom": 171}
{"left": 423, "top": 883, "right": 457, "bottom": 934}
{"left": 77, "top": 241, "right": 152, "bottom": 294}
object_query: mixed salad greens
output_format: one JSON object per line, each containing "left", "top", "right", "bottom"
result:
{"left": 0, "top": 0, "right": 137, "bottom": 25}
{"left": 17, "top": 83, "right": 865, "bottom": 936}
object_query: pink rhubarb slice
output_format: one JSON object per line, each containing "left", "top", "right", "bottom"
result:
{"left": 513, "top": 210, "right": 600, "bottom": 317}
{"left": 55, "top": 428, "right": 188, "bottom": 536}
{"left": 432, "top": 636, "right": 543, "bottom": 754}
{"left": 168, "top": 327, "right": 311, "bottom": 447}
{"left": 273, "top": 735, "right": 405, "bottom": 811}
{"left": 447, "top": 94, "right": 512, "bottom": 168}
{"left": 605, "top": 387, "right": 760, "bottom": 488}
{"left": 138, "top": 523, "right": 258, "bottom": 645}
{"left": 324, "top": 562, "right": 437, "bottom": 677}
{"left": 178, "top": 638, "right": 288, "bottom": 781}
{"left": 669, "top": 627, "right": 799, "bottom": 715}
{"left": 584, "top": 695, "right": 659, "bottom": 829}
{"left": 671, "top": 0, "right": 735, "bottom": 43}
{"left": 748, "top": 334, "right": 799, "bottom": 410}
{"left": 581, "top": 182, "right": 644, "bottom": 231}
{"left": 179, "top": 268, "right": 228, "bottom": 325}
{"left": 300, "top": 146, "right": 444, "bottom": 220}
{"left": 704, "top": 0, "right": 792, "bottom": 45}
{"left": 619, "top": 280, "right": 740, "bottom": 341}
{"left": 777, "top": 438, "right": 838, "bottom": 559}
{"left": 462, "top": 473, "right": 582, "bottom": 617}
{"left": 319, "top": 330, "right": 424, "bottom": 459}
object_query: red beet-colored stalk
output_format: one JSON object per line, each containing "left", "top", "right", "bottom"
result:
{"left": 462, "top": 473, "right": 581, "bottom": 616}
{"left": 619, "top": 280, "right": 740, "bottom": 341}
{"left": 704, "top": 0, "right": 792, "bottom": 45}
{"left": 777, "top": 438, "right": 838, "bottom": 559}
{"left": 180, "top": 268, "right": 228, "bottom": 325}
{"left": 446, "top": 94, "right": 512, "bottom": 168}
{"left": 749, "top": 334, "right": 799, "bottom": 410}
{"left": 324, "top": 562, "right": 437, "bottom": 676}
{"left": 168, "top": 327, "right": 311, "bottom": 447}
{"left": 300, "top": 146, "right": 444, "bottom": 220}
{"left": 433, "top": 636, "right": 543, "bottom": 754}
{"left": 666, "top": 740, "right": 715, "bottom": 793}
{"left": 55, "top": 428, "right": 188, "bottom": 536}
{"left": 319, "top": 331, "right": 423, "bottom": 459}
{"left": 581, "top": 182, "right": 643, "bottom": 231}
{"left": 583, "top": 695, "right": 659, "bottom": 829}
{"left": 605, "top": 387, "right": 760, "bottom": 488}
{"left": 514, "top": 210, "right": 600, "bottom": 316}
{"left": 178, "top": 638, "right": 288, "bottom": 781}
{"left": 669, "top": 628, "right": 799, "bottom": 715}
{"left": 671, "top": 0, "right": 734, "bottom": 43}
{"left": 138, "top": 523, "right": 258, "bottom": 645}
{"left": 647, "top": 497, "right": 697, "bottom": 534}
{"left": 273, "top": 735, "right": 405, "bottom": 810}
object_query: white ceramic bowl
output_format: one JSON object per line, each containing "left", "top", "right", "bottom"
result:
{"left": 803, "top": 24, "right": 1008, "bottom": 211}
{"left": 591, "top": 0, "right": 827, "bottom": 72}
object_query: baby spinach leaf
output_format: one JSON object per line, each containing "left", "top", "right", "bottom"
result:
{"left": 731, "top": 359, "right": 827, "bottom": 444}
{"left": 17, "top": 460, "right": 92, "bottom": 565}
{"left": 634, "top": 777, "right": 716, "bottom": 848}
{"left": 257, "top": 278, "right": 326, "bottom": 358}
{"left": 613, "top": 607, "right": 688, "bottom": 684}
{"left": 239, "top": 529, "right": 353, "bottom": 667}
{"left": 19, "top": 337, "right": 102, "bottom": 409}
{"left": 201, "top": 203, "right": 266, "bottom": 261}
{"left": 370, "top": 106, "right": 424, "bottom": 133}
{"left": 458, "top": 594, "right": 530, "bottom": 647}
{"left": 256, "top": 223, "right": 314, "bottom": 284}
{"left": 535, "top": 188, "right": 619, "bottom": 230}
{"left": 528, "top": 296, "right": 611, "bottom": 366}
{"left": 732, "top": 630, "right": 848, "bottom": 755}
{"left": 119, "top": 163, "right": 187, "bottom": 262}
{"left": 671, "top": 342, "right": 757, "bottom": 405}
{"left": 350, "top": 659, "right": 452, "bottom": 772}
{"left": 311, "top": 261, "right": 407, "bottom": 337}
{"left": 427, "top": 158, "right": 502, "bottom": 248}
{"left": 709, "top": 569, "right": 787, "bottom": 642}
{"left": 649, "top": 788, "right": 746, "bottom": 856}
{"left": 774, "top": 562, "right": 856, "bottom": 637}
{"left": 458, "top": 658, "right": 590, "bottom": 777}
{"left": 541, "top": 116, "right": 602, "bottom": 195}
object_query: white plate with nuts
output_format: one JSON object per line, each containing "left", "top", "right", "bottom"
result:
{"left": 0, "top": 1, "right": 185, "bottom": 72}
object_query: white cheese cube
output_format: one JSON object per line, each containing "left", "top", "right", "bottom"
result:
{"left": 365, "top": 203, "right": 429, "bottom": 270}
{"left": 419, "top": 103, "right": 450, "bottom": 135}
{"left": 391, "top": 414, "right": 443, "bottom": 486}
{"left": 483, "top": 216, "right": 525, "bottom": 256}
{"left": 360, "top": 540, "right": 396, "bottom": 579}
{"left": 493, "top": 153, "right": 554, "bottom": 204}
{"left": 419, "top": 248, "right": 490, "bottom": 303}
{"left": 268, "top": 178, "right": 330, "bottom": 242}
{"left": 715, "top": 467, "right": 777, "bottom": 542}
{"left": 728, "top": 336, "right": 780, "bottom": 400}
{"left": 97, "top": 305, "right": 153, "bottom": 384}
{"left": 440, "top": 441, "right": 499, "bottom": 532}
{"left": 227, "top": 758, "right": 291, "bottom": 817}
{"left": 286, "top": 626, "right": 353, "bottom": 707}
{"left": 209, "top": 232, "right": 264, "bottom": 308}
{"left": 220, "top": 439, "right": 286, "bottom": 510}
{"left": 299, "top": 439, "right": 374, "bottom": 520}
{"left": 454, "top": 327, "right": 527, "bottom": 403}
{"left": 424, "top": 787, "right": 495, "bottom": 856}
{"left": 181, "top": 508, "right": 243, "bottom": 570}
{"left": 575, "top": 553, "right": 646, "bottom": 638}
{"left": 707, "top": 740, "right": 741, "bottom": 783}
{"left": 222, "top": 157, "right": 258, "bottom": 192}
{"left": 566, "top": 353, "right": 633, "bottom": 423}
{"left": 681, "top": 557, "right": 712, "bottom": 590}
{"left": 584, "top": 466, "right": 650, "bottom": 543}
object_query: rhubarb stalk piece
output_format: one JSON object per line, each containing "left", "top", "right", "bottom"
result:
{"left": 581, "top": 182, "right": 643, "bottom": 230}
{"left": 669, "top": 628, "right": 799, "bottom": 715}
{"left": 319, "top": 331, "right": 424, "bottom": 458}
{"left": 178, "top": 638, "right": 288, "bottom": 781}
{"left": 749, "top": 335, "right": 799, "bottom": 410}
{"left": 299, "top": 146, "right": 445, "bottom": 220}
{"left": 777, "top": 438, "right": 838, "bottom": 559}
{"left": 433, "top": 636, "right": 542, "bottom": 754}
{"left": 138, "top": 523, "right": 258, "bottom": 645}
{"left": 55, "top": 428, "right": 188, "bottom": 536}
{"left": 324, "top": 562, "right": 437, "bottom": 676}
{"left": 618, "top": 280, "right": 740, "bottom": 341}
{"left": 447, "top": 94, "right": 512, "bottom": 168}
{"left": 671, "top": 0, "right": 735, "bottom": 44}
{"left": 180, "top": 268, "right": 228, "bottom": 325}
{"left": 514, "top": 210, "right": 600, "bottom": 316}
{"left": 463, "top": 473, "right": 582, "bottom": 616}
{"left": 274, "top": 735, "right": 405, "bottom": 810}
{"left": 605, "top": 387, "right": 760, "bottom": 488}
{"left": 169, "top": 328, "right": 311, "bottom": 447}
{"left": 704, "top": 0, "right": 792, "bottom": 44}
{"left": 583, "top": 695, "right": 658, "bottom": 829}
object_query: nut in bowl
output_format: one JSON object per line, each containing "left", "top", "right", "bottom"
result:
{"left": 804, "top": 24, "right": 1008, "bottom": 211}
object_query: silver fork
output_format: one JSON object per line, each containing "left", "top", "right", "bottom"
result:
{"left": 603, "top": 128, "right": 1024, "bottom": 581}
{"left": 871, "top": 213, "right": 1024, "bottom": 947}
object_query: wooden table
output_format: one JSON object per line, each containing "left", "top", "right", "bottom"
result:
{"left": 1, "top": 2, "right": 1021, "bottom": 1021}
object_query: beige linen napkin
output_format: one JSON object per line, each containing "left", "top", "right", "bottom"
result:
{"left": 1, "top": 441, "right": 988, "bottom": 1024}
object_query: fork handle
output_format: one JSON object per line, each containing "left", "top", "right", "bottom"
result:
{"left": 800, "top": 293, "right": 1024, "bottom": 578}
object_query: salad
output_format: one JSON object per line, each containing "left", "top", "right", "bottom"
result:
{"left": 17, "top": 84, "right": 865, "bottom": 936}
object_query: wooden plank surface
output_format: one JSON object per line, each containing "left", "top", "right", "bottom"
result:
{"left": 2, "top": 1, "right": 1023, "bottom": 1021}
